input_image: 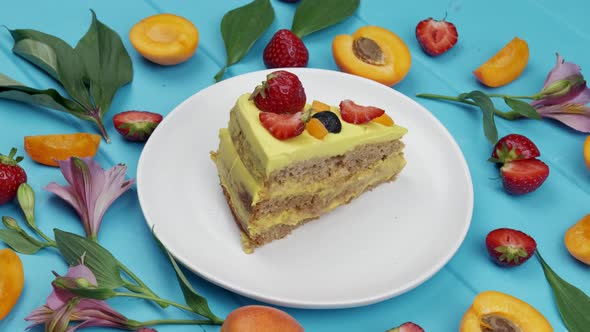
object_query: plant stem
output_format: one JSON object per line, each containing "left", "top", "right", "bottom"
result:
{"left": 415, "top": 93, "right": 524, "bottom": 120}
{"left": 486, "top": 93, "right": 536, "bottom": 100}
{"left": 93, "top": 118, "right": 111, "bottom": 144}
{"left": 138, "top": 318, "right": 221, "bottom": 327}
{"left": 30, "top": 225, "right": 56, "bottom": 246}
{"left": 114, "top": 291, "right": 194, "bottom": 312}
{"left": 118, "top": 262, "right": 167, "bottom": 307}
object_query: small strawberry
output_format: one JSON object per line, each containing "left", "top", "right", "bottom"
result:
{"left": 415, "top": 17, "right": 458, "bottom": 56}
{"left": 113, "top": 111, "right": 163, "bottom": 142}
{"left": 0, "top": 148, "right": 27, "bottom": 205}
{"left": 490, "top": 134, "right": 540, "bottom": 163}
{"left": 386, "top": 322, "right": 425, "bottom": 332}
{"left": 500, "top": 159, "right": 549, "bottom": 195}
{"left": 259, "top": 111, "right": 310, "bottom": 140}
{"left": 339, "top": 99, "right": 385, "bottom": 124}
{"left": 263, "top": 29, "right": 309, "bottom": 69}
{"left": 251, "top": 70, "right": 306, "bottom": 114}
{"left": 486, "top": 228, "right": 537, "bottom": 267}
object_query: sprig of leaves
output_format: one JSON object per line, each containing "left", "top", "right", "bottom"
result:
{"left": 291, "top": 0, "right": 360, "bottom": 38}
{"left": 537, "top": 250, "right": 590, "bottom": 331}
{"left": 0, "top": 10, "right": 133, "bottom": 143}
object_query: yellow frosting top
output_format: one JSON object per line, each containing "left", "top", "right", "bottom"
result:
{"left": 232, "top": 93, "right": 408, "bottom": 175}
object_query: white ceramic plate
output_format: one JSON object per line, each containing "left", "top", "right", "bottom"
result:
{"left": 137, "top": 68, "right": 473, "bottom": 309}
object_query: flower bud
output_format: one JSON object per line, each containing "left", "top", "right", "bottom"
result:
{"left": 75, "top": 277, "right": 93, "bottom": 289}
{"left": 2, "top": 216, "right": 21, "bottom": 231}
{"left": 17, "top": 183, "right": 36, "bottom": 227}
{"left": 539, "top": 75, "right": 585, "bottom": 99}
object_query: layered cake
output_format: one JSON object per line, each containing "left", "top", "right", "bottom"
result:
{"left": 212, "top": 70, "right": 407, "bottom": 253}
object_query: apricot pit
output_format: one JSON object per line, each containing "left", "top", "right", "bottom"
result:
{"left": 333, "top": 26, "right": 411, "bottom": 86}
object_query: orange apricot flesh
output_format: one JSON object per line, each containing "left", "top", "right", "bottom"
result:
{"left": 129, "top": 13, "right": 199, "bottom": 65}
{"left": 0, "top": 249, "right": 24, "bottom": 320}
{"left": 220, "top": 305, "right": 304, "bottom": 332}
{"left": 306, "top": 118, "right": 329, "bottom": 139}
{"left": 24, "top": 133, "right": 101, "bottom": 167}
{"left": 373, "top": 113, "right": 394, "bottom": 126}
{"left": 311, "top": 100, "right": 331, "bottom": 113}
{"left": 473, "top": 37, "right": 529, "bottom": 88}
{"left": 460, "top": 291, "right": 553, "bottom": 332}
{"left": 565, "top": 214, "right": 590, "bottom": 265}
{"left": 583, "top": 135, "right": 590, "bottom": 170}
{"left": 333, "top": 26, "right": 411, "bottom": 86}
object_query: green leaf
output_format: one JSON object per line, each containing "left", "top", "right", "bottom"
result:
{"left": 153, "top": 233, "right": 222, "bottom": 323}
{"left": 216, "top": 0, "right": 275, "bottom": 82}
{"left": 74, "top": 10, "right": 133, "bottom": 118}
{"left": 0, "top": 229, "right": 45, "bottom": 254}
{"left": 54, "top": 229, "right": 124, "bottom": 289}
{"left": 537, "top": 250, "right": 590, "bottom": 331}
{"left": 504, "top": 97, "right": 541, "bottom": 120}
{"left": 0, "top": 73, "right": 89, "bottom": 119}
{"left": 291, "top": 0, "right": 360, "bottom": 38}
{"left": 10, "top": 29, "right": 92, "bottom": 109}
{"left": 459, "top": 91, "right": 498, "bottom": 145}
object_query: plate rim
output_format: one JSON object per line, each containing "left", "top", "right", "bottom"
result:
{"left": 137, "top": 67, "right": 474, "bottom": 309}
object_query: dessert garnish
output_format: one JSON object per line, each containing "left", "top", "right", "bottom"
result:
{"left": 259, "top": 111, "right": 310, "bottom": 140}
{"left": 415, "top": 17, "right": 458, "bottom": 56}
{"left": 312, "top": 111, "right": 342, "bottom": 133}
{"left": 305, "top": 118, "right": 329, "bottom": 140}
{"left": 339, "top": 99, "right": 385, "bottom": 124}
{"left": 251, "top": 70, "right": 306, "bottom": 114}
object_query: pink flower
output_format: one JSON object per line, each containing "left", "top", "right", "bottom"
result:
{"left": 45, "top": 157, "right": 134, "bottom": 240}
{"left": 531, "top": 53, "right": 590, "bottom": 132}
{"left": 25, "top": 262, "right": 133, "bottom": 332}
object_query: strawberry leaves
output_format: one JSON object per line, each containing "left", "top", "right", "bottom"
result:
{"left": 0, "top": 11, "right": 133, "bottom": 143}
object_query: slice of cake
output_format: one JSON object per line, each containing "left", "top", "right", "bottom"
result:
{"left": 212, "top": 70, "right": 407, "bottom": 253}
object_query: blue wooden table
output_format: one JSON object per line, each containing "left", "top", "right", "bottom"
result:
{"left": 1, "top": 0, "right": 588, "bottom": 331}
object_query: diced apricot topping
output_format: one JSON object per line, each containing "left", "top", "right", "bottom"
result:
{"left": 129, "top": 13, "right": 199, "bottom": 65}
{"left": 332, "top": 26, "right": 411, "bottom": 86}
{"left": 0, "top": 249, "right": 24, "bottom": 320}
{"left": 24, "top": 133, "right": 101, "bottom": 167}
{"left": 372, "top": 113, "right": 394, "bottom": 126}
{"left": 473, "top": 37, "right": 529, "bottom": 88}
{"left": 311, "top": 100, "right": 331, "bottom": 113}
{"left": 306, "top": 118, "right": 329, "bottom": 140}
{"left": 460, "top": 291, "right": 553, "bottom": 332}
{"left": 565, "top": 214, "right": 590, "bottom": 265}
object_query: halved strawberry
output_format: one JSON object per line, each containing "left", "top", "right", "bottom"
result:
{"left": 500, "top": 159, "right": 549, "bottom": 195}
{"left": 485, "top": 228, "right": 537, "bottom": 267}
{"left": 113, "top": 111, "right": 163, "bottom": 142}
{"left": 259, "top": 111, "right": 308, "bottom": 140}
{"left": 490, "top": 134, "right": 540, "bottom": 163}
{"left": 339, "top": 100, "right": 385, "bottom": 124}
{"left": 416, "top": 17, "right": 458, "bottom": 56}
{"left": 386, "top": 322, "right": 425, "bottom": 332}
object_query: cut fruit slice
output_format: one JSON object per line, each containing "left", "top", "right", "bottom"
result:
{"left": 473, "top": 37, "right": 529, "bottom": 88}
{"left": 24, "top": 133, "right": 101, "bottom": 166}
{"left": 565, "top": 214, "right": 590, "bottom": 265}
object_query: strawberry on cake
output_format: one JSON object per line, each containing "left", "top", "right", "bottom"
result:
{"left": 211, "top": 70, "right": 407, "bottom": 253}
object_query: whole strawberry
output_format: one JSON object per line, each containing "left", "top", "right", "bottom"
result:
{"left": 251, "top": 70, "right": 306, "bottom": 114}
{"left": 263, "top": 29, "right": 309, "bottom": 69}
{"left": 113, "top": 111, "right": 163, "bottom": 142}
{"left": 0, "top": 148, "right": 27, "bottom": 205}
{"left": 500, "top": 159, "right": 549, "bottom": 195}
{"left": 490, "top": 134, "right": 540, "bottom": 163}
{"left": 486, "top": 228, "right": 537, "bottom": 267}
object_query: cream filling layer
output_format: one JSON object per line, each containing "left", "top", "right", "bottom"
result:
{"left": 231, "top": 93, "right": 408, "bottom": 176}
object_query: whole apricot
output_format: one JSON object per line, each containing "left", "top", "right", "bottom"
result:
{"left": 332, "top": 26, "right": 411, "bottom": 86}
{"left": 129, "top": 13, "right": 199, "bottom": 65}
{"left": 221, "top": 305, "right": 304, "bottom": 332}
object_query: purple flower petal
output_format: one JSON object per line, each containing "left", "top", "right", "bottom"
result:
{"left": 65, "top": 264, "right": 98, "bottom": 285}
{"left": 542, "top": 53, "right": 584, "bottom": 89}
{"left": 537, "top": 104, "right": 590, "bottom": 132}
{"left": 24, "top": 305, "right": 53, "bottom": 329}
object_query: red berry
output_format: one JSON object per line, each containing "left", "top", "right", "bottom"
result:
{"left": 415, "top": 17, "right": 458, "bottom": 56}
{"left": 259, "top": 111, "right": 306, "bottom": 140}
{"left": 263, "top": 29, "right": 309, "bottom": 69}
{"left": 485, "top": 228, "right": 537, "bottom": 267}
{"left": 113, "top": 111, "right": 163, "bottom": 142}
{"left": 500, "top": 159, "right": 549, "bottom": 195}
{"left": 0, "top": 148, "right": 27, "bottom": 205}
{"left": 339, "top": 100, "right": 385, "bottom": 124}
{"left": 251, "top": 70, "right": 306, "bottom": 114}
{"left": 387, "top": 322, "right": 425, "bottom": 332}
{"left": 490, "top": 134, "right": 540, "bottom": 163}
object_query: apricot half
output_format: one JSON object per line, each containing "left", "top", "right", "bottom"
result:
{"left": 221, "top": 305, "right": 303, "bottom": 332}
{"left": 473, "top": 37, "right": 529, "bottom": 88}
{"left": 24, "top": 133, "right": 101, "bottom": 167}
{"left": 332, "top": 26, "right": 411, "bottom": 86}
{"left": 460, "top": 291, "right": 553, "bottom": 332}
{"left": 565, "top": 214, "right": 590, "bottom": 265}
{"left": 129, "top": 13, "right": 199, "bottom": 65}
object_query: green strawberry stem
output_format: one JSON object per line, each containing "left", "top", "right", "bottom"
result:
{"left": 416, "top": 93, "right": 523, "bottom": 120}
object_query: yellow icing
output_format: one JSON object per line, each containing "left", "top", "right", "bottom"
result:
{"left": 231, "top": 93, "right": 407, "bottom": 175}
